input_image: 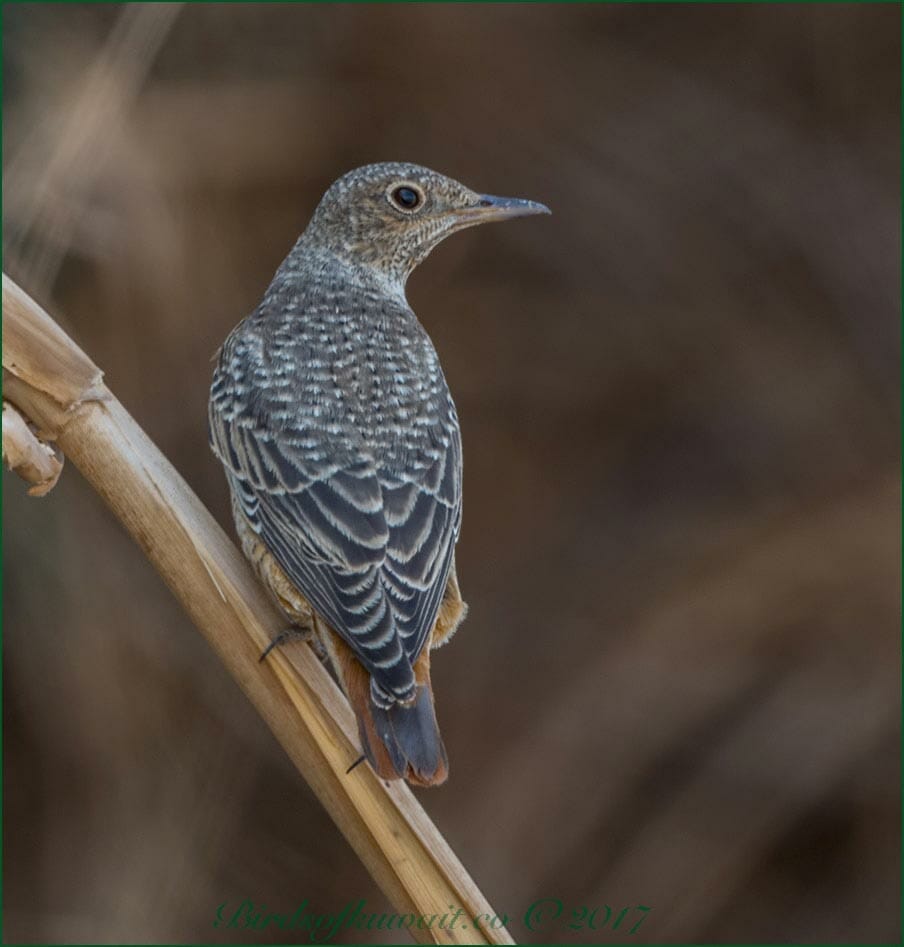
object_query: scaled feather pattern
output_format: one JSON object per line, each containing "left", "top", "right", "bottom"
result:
{"left": 209, "top": 252, "right": 462, "bottom": 708}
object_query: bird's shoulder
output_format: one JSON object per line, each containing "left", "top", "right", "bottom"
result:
{"left": 210, "top": 272, "right": 457, "bottom": 459}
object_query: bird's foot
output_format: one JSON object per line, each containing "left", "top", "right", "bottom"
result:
{"left": 345, "top": 754, "right": 368, "bottom": 775}
{"left": 259, "top": 624, "right": 326, "bottom": 662}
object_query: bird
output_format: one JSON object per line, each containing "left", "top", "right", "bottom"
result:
{"left": 208, "top": 162, "right": 549, "bottom": 786}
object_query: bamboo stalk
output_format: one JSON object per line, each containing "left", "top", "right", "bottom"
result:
{"left": 2, "top": 274, "right": 513, "bottom": 946}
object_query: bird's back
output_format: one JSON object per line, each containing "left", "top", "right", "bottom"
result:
{"left": 209, "top": 257, "right": 462, "bottom": 707}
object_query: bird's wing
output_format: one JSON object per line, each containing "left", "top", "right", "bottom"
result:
{"left": 209, "top": 334, "right": 462, "bottom": 704}
{"left": 380, "top": 425, "right": 462, "bottom": 663}
{"left": 209, "top": 374, "right": 418, "bottom": 703}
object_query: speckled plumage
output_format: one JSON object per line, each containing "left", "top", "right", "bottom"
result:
{"left": 209, "top": 162, "right": 548, "bottom": 784}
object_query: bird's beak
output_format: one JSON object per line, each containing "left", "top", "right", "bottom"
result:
{"left": 454, "top": 194, "right": 551, "bottom": 226}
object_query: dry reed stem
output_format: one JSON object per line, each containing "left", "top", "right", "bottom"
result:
{"left": 2, "top": 401, "right": 64, "bottom": 495}
{"left": 2, "top": 274, "right": 513, "bottom": 947}
{"left": 3, "top": 4, "right": 183, "bottom": 289}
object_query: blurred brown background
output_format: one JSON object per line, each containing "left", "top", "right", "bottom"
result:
{"left": 3, "top": 3, "right": 900, "bottom": 944}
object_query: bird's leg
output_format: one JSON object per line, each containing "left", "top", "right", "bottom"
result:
{"left": 259, "top": 621, "right": 328, "bottom": 663}
{"left": 258, "top": 624, "right": 309, "bottom": 662}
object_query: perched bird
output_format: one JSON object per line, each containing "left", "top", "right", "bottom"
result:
{"left": 209, "top": 162, "right": 549, "bottom": 785}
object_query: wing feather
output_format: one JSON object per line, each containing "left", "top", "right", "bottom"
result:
{"left": 209, "top": 328, "right": 462, "bottom": 705}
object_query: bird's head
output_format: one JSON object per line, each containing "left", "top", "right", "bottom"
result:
{"left": 302, "top": 162, "right": 550, "bottom": 285}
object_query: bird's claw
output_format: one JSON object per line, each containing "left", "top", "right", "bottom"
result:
{"left": 259, "top": 625, "right": 320, "bottom": 662}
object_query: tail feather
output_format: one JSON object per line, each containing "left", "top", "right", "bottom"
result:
{"left": 325, "top": 626, "right": 448, "bottom": 786}
{"left": 367, "top": 683, "right": 449, "bottom": 786}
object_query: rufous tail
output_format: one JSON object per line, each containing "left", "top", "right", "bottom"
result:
{"left": 326, "top": 629, "right": 448, "bottom": 786}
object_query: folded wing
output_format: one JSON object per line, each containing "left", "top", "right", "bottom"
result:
{"left": 210, "top": 355, "right": 461, "bottom": 706}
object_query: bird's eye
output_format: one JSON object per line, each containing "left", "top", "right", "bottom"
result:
{"left": 389, "top": 184, "right": 424, "bottom": 212}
